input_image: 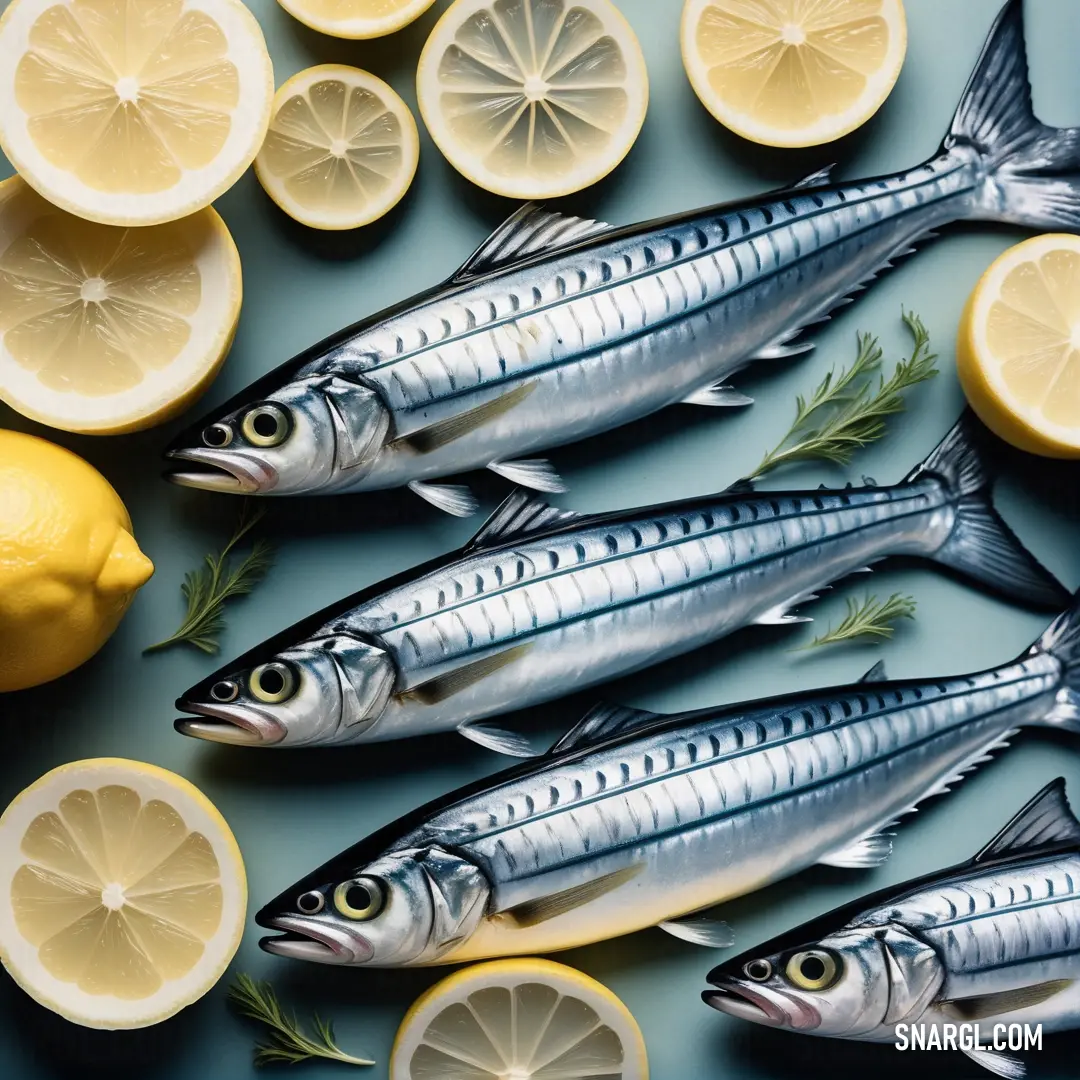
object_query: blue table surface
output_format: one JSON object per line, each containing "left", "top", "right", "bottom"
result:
{"left": 3, "top": 1, "right": 1080, "bottom": 1077}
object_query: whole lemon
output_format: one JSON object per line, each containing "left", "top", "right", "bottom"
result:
{"left": 0, "top": 431, "right": 153, "bottom": 692}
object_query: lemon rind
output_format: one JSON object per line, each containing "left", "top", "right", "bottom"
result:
{"left": 276, "top": 0, "right": 438, "bottom": 40}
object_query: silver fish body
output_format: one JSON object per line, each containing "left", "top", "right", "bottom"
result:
{"left": 165, "top": 0, "right": 1080, "bottom": 510}
{"left": 705, "top": 776, "right": 1080, "bottom": 1075}
{"left": 254, "top": 602, "right": 1080, "bottom": 967}
{"left": 173, "top": 418, "right": 1069, "bottom": 750}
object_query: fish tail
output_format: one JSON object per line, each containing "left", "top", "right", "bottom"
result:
{"left": 909, "top": 414, "right": 1069, "bottom": 611}
{"left": 1030, "top": 592, "right": 1080, "bottom": 733}
{"left": 949, "top": 0, "right": 1080, "bottom": 230}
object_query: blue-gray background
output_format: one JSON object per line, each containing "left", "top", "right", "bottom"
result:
{"left": 3, "top": 0, "right": 1080, "bottom": 1076}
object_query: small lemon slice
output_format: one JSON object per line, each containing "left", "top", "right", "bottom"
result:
{"left": 0, "top": 0, "right": 274, "bottom": 227}
{"left": 681, "top": 0, "right": 907, "bottom": 148}
{"left": 255, "top": 65, "right": 419, "bottom": 231}
{"left": 958, "top": 234, "right": 1080, "bottom": 458}
{"left": 0, "top": 177, "right": 242, "bottom": 434}
{"left": 390, "top": 959, "right": 649, "bottom": 1080}
{"left": 0, "top": 759, "right": 246, "bottom": 1029}
{"left": 276, "top": 0, "right": 438, "bottom": 40}
{"left": 416, "top": 0, "right": 649, "bottom": 200}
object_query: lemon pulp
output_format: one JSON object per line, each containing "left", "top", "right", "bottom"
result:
{"left": 256, "top": 65, "right": 419, "bottom": 230}
{"left": 417, "top": 0, "right": 649, "bottom": 199}
{"left": 681, "top": 0, "right": 906, "bottom": 147}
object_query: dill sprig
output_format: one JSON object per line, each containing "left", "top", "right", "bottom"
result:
{"left": 753, "top": 311, "right": 938, "bottom": 478}
{"left": 144, "top": 502, "right": 273, "bottom": 655}
{"left": 803, "top": 593, "right": 917, "bottom": 649}
{"left": 228, "top": 974, "right": 375, "bottom": 1068}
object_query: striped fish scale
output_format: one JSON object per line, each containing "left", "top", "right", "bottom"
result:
{"left": 876, "top": 853, "right": 1080, "bottom": 1001}
{"left": 403, "top": 654, "right": 1060, "bottom": 914}
{"left": 345, "top": 484, "right": 948, "bottom": 681}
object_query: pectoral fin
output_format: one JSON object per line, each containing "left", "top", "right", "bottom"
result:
{"left": 395, "top": 381, "right": 538, "bottom": 454}
{"left": 943, "top": 980, "right": 1072, "bottom": 1021}
{"left": 459, "top": 720, "right": 539, "bottom": 758}
{"left": 659, "top": 915, "right": 735, "bottom": 948}
{"left": 502, "top": 865, "right": 642, "bottom": 928}
{"left": 960, "top": 1046, "right": 1026, "bottom": 1079}
{"left": 407, "top": 480, "right": 478, "bottom": 517}
{"left": 399, "top": 644, "right": 533, "bottom": 706}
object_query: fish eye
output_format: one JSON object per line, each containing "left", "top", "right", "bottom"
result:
{"left": 202, "top": 423, "right": 233, "bottom": 448}
{"left": 786, "top": 950, "right": 839, "bottom": 991}
{"left": 297, "top": 890, "right": 325, "bottom": 915}
{"left": 249, "top": 661, "right": 297, "bottom": 704}
{"left": 210, "top": 679, "right": 239, "bottom": 703}
{"left": 743, "top": 959, "right": 773, "bottom": 982}
{"left": 242, "top": 403, "right": 291, "bottom": 448}
{"left": 334, "top": 876, "right": 385, "bottom": 921}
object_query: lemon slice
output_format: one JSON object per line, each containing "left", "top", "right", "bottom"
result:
{"left": 958, "top": 234, "right": 1080, "bottom": 458}
{"left": 255, "top": 65, "right": 420, "bottom": 231}
{"left": 276, "top": 0, "right": 438, "bottom": 39}
{"left": 0, "top": 0, "right": 274, "bottom": 227}
{"left": 0, "top": 759, "right": 246, "bottom": 1029}
{"left": 390, "top": 959, "right": 649, "bottom": 1079}
{"left": 681, "top": 0, "right": 907, "bottom": 148}
{"left": 416, "top": 0, "right": 649, "bottom": 200}
{"left": 0, "top": 176, "right": 242, "bottom": 434}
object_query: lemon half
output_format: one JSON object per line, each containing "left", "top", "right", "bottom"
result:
{"left": 958, "top": 234, "right": 1080, "bottom": 458}
{"left": 255, "top": 65, "right": 420, "bottom": 231}
{"left": 681, "top": 0, "right": 907, "bottom": 148}
{"left": 417, "top": 0, "right": 649, "bottom": 200}
{"left": 276, "top": 0, "right": 439, "bottom": 40}
{"left": 0, "top": 0, "right": 274, "bottom": 227}
{"left": 390, "top": 958, "right": 649, "bottom": 1079}
{"left": 0, "top": 176, "right": 242, "bottom": 434}
{"left": 0, "top": 759, "right": 246, "bottom": 1029}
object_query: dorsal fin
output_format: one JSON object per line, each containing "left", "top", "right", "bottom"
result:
{"left": 791, "top": 164, "right": 835, "bottom": 189}
{"left": 549, "top": 701, "right": 662, "bottom": 756}
{"left": 859, "top": 660, "right": 888, "bottom": 683}
{"left": 463, "top": 490, "right": 582, "bottom": 555}
{"left": 451, "top": 205, "right": 614, "bottom": 283}
{"left": 974, "top": 778, "right": 1080, "bottom": 863}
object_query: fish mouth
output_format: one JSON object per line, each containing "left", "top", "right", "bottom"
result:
{"left": 164, "top": 447, "right": 277, "bottom": 494}
{"left": 174, "top": 700, "right": 286, "bottom": 746}
{"left": 703, "top": 979, "right": 820, "bottom": 1030}
{"left": 257, "top": 916, "right": 373, "bottom": 965}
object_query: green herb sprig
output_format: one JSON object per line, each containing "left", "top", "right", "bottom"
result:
{"left": 144, "top": 503, "right": 273, "bottom": 655}
{"left": 802, "top": 593, "right": 917, "bottom": 649}
{"left": 229, "top": 975, "right": 374, "bottom": 1068}
{"left": 753, "top": 312, "right": 938, "bottom": 478}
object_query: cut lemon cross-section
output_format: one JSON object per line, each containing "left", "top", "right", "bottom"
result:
{"left": 390, "top": 958, "right": 649, "bottom": 1079}
{"left": 0, "top": 176, "right": 242, "bottom": 434}
{"left": 255, "top": 65, "right": 420, "bottom": 231}
{"left": 959, "top": 234, "right": 1080, "bottom": 458}
{"left": 0, "top": 759, "right": 246, "bottom": 1029}
{"left": 416, "top": 0, "right": 649, "bottom": 200}
{"left": 276, "top": 0, "right": 439, "bottom": 39}
{"left": 0, "top": 0, "right": 274, "bottom": 227}
{"left": 681, "top": 0, "right": 907, "bottom": 148}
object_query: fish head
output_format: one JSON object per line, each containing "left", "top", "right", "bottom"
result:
{"left": 257, "top": 846, "right": 490, "bottom": 967}
{"left": 704, "top": 921, "right": 942, "bottom": 1039}
{"left": 165, "top": 373, "right": 390, "bottom": 495}
{"left": 174, "top": 631, "right": 397, "bottom": 747}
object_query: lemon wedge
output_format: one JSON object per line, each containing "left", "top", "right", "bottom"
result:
{"left": 390, "top": 959, "right": 649, "bottom": 1079}
{"left": 0, "top": 759, "right": 246, "bottom": 1029}
{"left": 255, "top": 65, "right": 420, "bottom": 231}
{"left": 0, "top": 0, "right": 274, "bottom": 227}
{"left": 416, "top": 0, "right": 649, "bottom": 200}
{"left": 681, "top": 0, "right": 907, "bottom": 148}
{"left": 0, "top": 176, "right": 242, "bottom": 434}
{"left": 276, "top": 0, "right": 438, "bottom": 39}
{"left": 958, "top": 234, "right": 1080, "bottom": 458}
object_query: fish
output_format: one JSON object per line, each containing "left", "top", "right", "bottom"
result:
{"left": 253, "top": 599, "right": 1080, "bottom": 970}
{"left": 174, "top": 415, "right": 1068, "bottom": 752}
{"left": 704, "top": 777, "right": 1080, "bottom": 1079}
{"left": 165, "top": 0, "right": 1080, "bottom": 515}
